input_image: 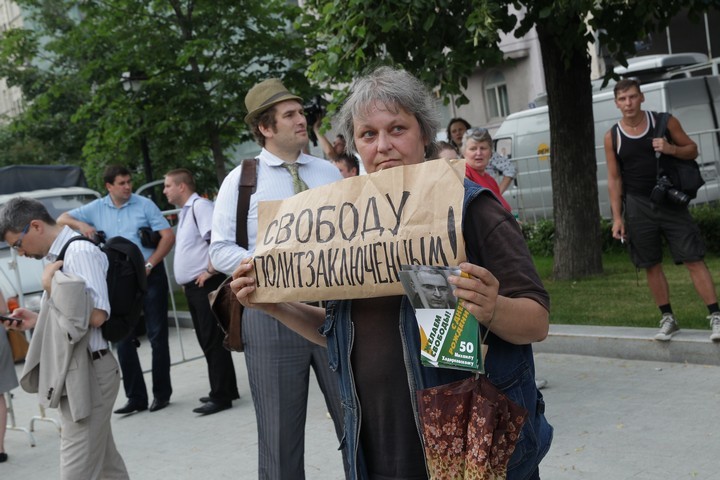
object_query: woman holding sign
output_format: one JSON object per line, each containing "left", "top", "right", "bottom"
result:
{"left": 231, "top": 67, "right": 552, "bottom": 480}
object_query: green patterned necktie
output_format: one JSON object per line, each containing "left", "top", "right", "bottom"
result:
{"left": 282, "top": 162, "right": 308, "bottom": 194}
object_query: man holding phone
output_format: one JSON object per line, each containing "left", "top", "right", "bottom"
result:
{"left": 0, "top": 313, "right": 22, "bottom": 325}
{"left": 0, "top": 197, "right": 129, "bottom": 479}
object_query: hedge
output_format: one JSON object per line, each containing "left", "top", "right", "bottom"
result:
{"left": 521, "top": 203, "right": 720, "bottom": 256}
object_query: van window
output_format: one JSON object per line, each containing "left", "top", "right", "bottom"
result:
{"left": 494, "top": 137, "right": 513, "bottom": 159}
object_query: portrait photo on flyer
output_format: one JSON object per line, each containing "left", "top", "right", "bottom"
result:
{"left": 399, "top": 265, "right": 484, "bottom": 373}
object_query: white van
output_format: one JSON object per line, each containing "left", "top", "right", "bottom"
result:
{"left": 494, "top": 74, "right": 720, "bottom": 223}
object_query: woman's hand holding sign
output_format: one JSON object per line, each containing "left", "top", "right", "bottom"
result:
{"left": 231, "top": 257, "right": 327, "bottom": 346}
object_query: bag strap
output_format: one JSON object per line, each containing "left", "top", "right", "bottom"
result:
{"left": 652, "top": 111, "right": 671, "bottom": 180}
{"left": 610, "top": 123, "right": 619, "bottom": 157}
{"left": 654, "top": 111, "right": 670, "bottom": 139}
{"left": 189, "top": 197, "right": 206, "bottom": 244}
{"left": 190, "top": 197, "right": 200, "bottom": 234}
{"left": 57, "top": 235, "right": 96, "bottom": 262}
{"left": 235, "top": 158, "right": 258, "bottom": 249}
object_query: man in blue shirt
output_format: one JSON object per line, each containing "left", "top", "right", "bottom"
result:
{"left": 58, "top": 165, "right": 175, "bottom": 414}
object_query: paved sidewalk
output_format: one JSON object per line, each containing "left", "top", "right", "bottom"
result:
{"left": 3, "top": 326, "right": 720, "bottom": 479}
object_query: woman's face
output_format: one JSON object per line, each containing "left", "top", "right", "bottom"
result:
{"left": 449, "top": 121, "right": 467, "bottom": 145}
{"left": 353, "top": 101, "right": 427, "bottom": 173}
{"left": 463, "top": 138, "right": 492, "bottom": 174}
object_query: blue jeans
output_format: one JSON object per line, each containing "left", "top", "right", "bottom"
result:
{"left": 116, "top": 262, "right": 172, "bottom": 404}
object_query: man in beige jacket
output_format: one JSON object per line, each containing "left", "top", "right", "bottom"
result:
{"left": 0, "top": 197, "right": 128, "bottom": 479}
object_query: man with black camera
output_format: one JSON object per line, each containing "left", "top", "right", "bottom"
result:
{"left": 605, "top": 78, "right": 720, "bottom": 342}
{"left": 58, "top": 165, "right": 176, "bottom": 412}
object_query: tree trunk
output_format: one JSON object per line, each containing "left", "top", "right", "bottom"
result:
{"left": 537, "top": 24, "right": 603, "bottom": 280}
{"left": 207, "top": 125, "right": 228, "bottom": 185}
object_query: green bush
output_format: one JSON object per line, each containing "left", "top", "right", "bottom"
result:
{"left": 521, "top": 219, "right": 555, "bottom": 256}
{"left": 690, "top": 203, "right": 720, "bottom": 255}
{"left": 599, "top": 218, "right": 626, "bottom": 254}
{"left": 521, "top": 203, "right": 720, "bottom": 256}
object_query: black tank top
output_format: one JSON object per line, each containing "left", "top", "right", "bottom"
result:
{"left": 613, "top": 111, "right": 658, "bottom": 197}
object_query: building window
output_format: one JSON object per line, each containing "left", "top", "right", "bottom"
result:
{"left": 484, "top": 72, "right": 509, "bottom": 119}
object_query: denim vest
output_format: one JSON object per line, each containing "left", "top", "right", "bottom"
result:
{"left": 321, "top": 179, "right": 553, "bottom": 480}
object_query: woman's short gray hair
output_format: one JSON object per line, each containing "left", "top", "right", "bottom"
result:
{"left": 337, "top": 66, "right": 439, "bottom": 156}
{"left": 460, "top": 127, "right": 493, "bottom": 154}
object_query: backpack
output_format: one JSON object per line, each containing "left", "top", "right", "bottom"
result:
{"left": 653, "top": 112, "right": 705, "bottom": 199}
{"left": 57, "top": 235, "right": 148, "bottom": 342}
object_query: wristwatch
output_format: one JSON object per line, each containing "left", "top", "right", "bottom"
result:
{"left": 145, "top": 262, "right": 153, "bottom": 270}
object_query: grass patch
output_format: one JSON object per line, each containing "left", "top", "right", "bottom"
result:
{"left": 535, "top": 252, "right": 720, "bottom": 330}
{"left": 166, "top": 256, "right": 718, "bottom": 330}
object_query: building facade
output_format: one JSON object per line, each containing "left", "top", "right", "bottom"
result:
{"left": 0, "top": 0, "right": 23, "bottom": 122}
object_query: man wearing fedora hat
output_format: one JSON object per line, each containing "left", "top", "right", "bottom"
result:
{"left": 209, "top": 78, "right": 346, "bottom": 479}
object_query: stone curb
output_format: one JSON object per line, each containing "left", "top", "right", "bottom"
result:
{"left": 535, "top": 324, "right": 720, "bottom": 366}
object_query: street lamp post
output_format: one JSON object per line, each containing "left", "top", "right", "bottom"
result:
{"left": 121, "top": 71, "right": 155, "bottom": 201}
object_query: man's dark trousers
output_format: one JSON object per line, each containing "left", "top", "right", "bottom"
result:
{"left": 183, "top": 273, "right": 239, "bottom": 403}
{"left": 116, "top": 262, "right": 173, "bottom": 406}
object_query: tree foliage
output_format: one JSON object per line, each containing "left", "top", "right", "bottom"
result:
{"left": 0, "top": 0, "right": 311, "bottom": 191}
{"left": 300, "top": 0, "right": 719, "bottom": 280}
{"left": 296, "top": 0, "right": 512, "bottom": 111}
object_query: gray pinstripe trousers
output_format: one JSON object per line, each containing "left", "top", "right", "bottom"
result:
{"left": 242, "top": 307, "right": 346, "bottom": 480}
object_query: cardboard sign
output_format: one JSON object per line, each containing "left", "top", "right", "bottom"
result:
{"left": 251, "top": 159, "right": 467, "bottom": 303}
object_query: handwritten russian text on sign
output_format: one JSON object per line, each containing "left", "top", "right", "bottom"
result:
{"left": 251, "top": 159, "right": 466, "bottom": 303}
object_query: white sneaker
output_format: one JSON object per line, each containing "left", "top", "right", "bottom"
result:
{"left": 655, "top": 313, "right": 679, "bottom": 341}
{"left": 709, "top": 312, "right": 720, "bottom": 342}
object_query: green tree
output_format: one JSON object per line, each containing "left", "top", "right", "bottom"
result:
{"left": 0, "top": 0, "right": 311, "bottom": 190}
{"left": 299, "top": 0, "right": 718, "bottom": 280}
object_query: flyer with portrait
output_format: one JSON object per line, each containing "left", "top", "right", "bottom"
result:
{"left": 399, "top": 265, "right": 484, "bottom": 373}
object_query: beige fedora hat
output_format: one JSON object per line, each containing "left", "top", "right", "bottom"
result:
{"left": 244, "top": 78, "right": 303, "bottom": 125}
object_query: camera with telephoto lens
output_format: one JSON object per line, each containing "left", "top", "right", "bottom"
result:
{"left": 650, "top": 175, "right": 691, "bottom": 206}
{"left": 304, "top": 95, "right": 325, "bottom": 146}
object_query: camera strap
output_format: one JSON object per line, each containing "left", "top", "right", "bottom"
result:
{"left": 653, "top": 111, "right": 671, "bottom": 181}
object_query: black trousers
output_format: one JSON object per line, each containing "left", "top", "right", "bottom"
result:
{"left": 183, "top": 274, "right": 240, "bottom": 403}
